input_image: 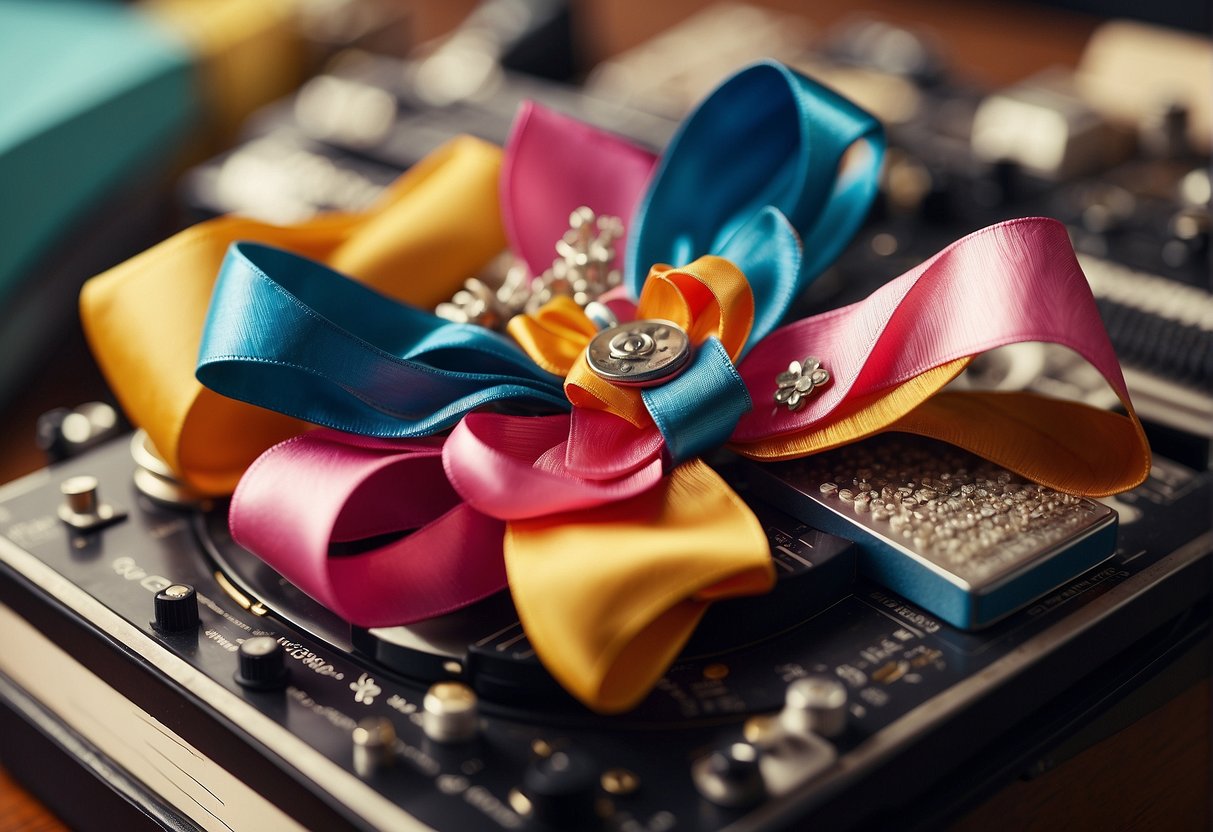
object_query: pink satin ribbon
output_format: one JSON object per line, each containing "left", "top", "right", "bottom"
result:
{"left": 501, "top": 102, "right": 658, "bottom": 276}
{"left": 229, "top": 430, "right": 505, "bottom": 628}
{"left": 733, "top": 217, "right": 1131, "bottom": 440}
{"left": 444, "top": 413, "right": 665, "bottom": 520}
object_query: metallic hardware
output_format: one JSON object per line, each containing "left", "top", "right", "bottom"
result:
{"left": 691, "top": 741, "right": 765, "bottom": 807}
{"left": 353, "top": 717, "right": 398, "bottom": 777}
{"left": 586, "top": 319, "right": 691, "bottom": 386}
{"left": 437, "top": 207, "right": 625, "bottom": 329}
{"left": 130, "top": 430, "right": 210, "bottom": 509}
{"left": 775, "top": 357, "right": 830, "bottom": 411}
{"left": 422, "top": 682, "right": 479, "bottom": 743}
{"left": 57, "top": 476, "right": 125, "bottom": 531}
{"left": 781, "top": 676, "right": 849, "bottom": 738}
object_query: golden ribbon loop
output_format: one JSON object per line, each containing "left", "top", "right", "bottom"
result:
{"left": 505, "top": 457, "right": 774, "bottom": 714}
{"left": 636, "top": 256, "right": 754, "bottom": 360}
{"left": 541, "top": 255, "right": 755, "bottom": 429}
{"left": 505, "top": 296, "right": 598, "bottom": 377}
{"left": 731, "top": 361, "right": 1150, "bottom": 498}
{"left": 81, "top": 136, "right": 507, "bottom": 494}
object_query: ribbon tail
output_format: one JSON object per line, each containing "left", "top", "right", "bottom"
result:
{"left": 229, "top": 430, "right": 507, "bottom": 627}
{"left": 81, "top": 136, "right": 508, "bottom": 494}
{"left": 504, "top": 459, "right": 774, "bottom": 713}
{"left": 888, "top": 390, "right": 1150, "bottom": 497}
{"left": 732, "top": 218, "right": 1152, "bottom": 497}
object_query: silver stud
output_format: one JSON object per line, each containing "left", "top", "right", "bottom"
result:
{"left": 587, "top": 319, "right": 691, "bottom": 386}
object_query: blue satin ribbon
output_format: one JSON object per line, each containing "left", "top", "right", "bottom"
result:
{"left": 641, "top": 338, "right": 751, "bottom": 464}
{"left": 197, "top": 243, "right": 568, "bottom": 437}
{"left": 626, "top": 60, "right": 884, "bottom": 350}
{"left": 195, "top": 62, "right": 883, "bottom": 450}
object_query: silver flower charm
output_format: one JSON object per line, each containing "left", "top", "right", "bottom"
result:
{"left": 774, "top": 357, "right": 830, "bottom": 411}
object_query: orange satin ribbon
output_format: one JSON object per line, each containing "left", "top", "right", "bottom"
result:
{"left": 509, "top": 255, "right": 755, "bottom": 428}
{"left": 80, "top": 136, "right": 507, "bottom": 494}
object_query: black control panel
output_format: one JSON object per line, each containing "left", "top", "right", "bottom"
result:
{"left": 0, "top": 435, "right": 1207, "bottom": 831}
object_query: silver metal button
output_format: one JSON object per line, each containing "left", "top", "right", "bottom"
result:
{"left": 353, "top": 716, "right": 397, "bottom": 776}
{"left": 781, "top": 676, "right": 849, "bottom": 738}
{"left": 586, "top": 319, "right": 691, "bottom": 386}
{"left": 422, "top": 681, "right": 479, "bottom": 743}
{"left": 58, "top": 476, "right": 126, "bottom": 531}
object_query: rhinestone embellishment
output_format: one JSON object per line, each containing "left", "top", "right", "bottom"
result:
{"left": 436, "top": 206, "right": 623, "bottom": 330}
{"left": 774, "top": 357, "right": 830, "bottom": 411}
{"left": 587, "top": 319, "right": 691, "bottom": 387}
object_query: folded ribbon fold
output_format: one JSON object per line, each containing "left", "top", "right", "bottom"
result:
{"left": 198, "top": 243, "right": 567, "bottom": 438}
{"left": 229, "top": 430, "right": 507, "bottom": 627}
{"left": 81, "top": 136, "right": 509, "bottom": 493}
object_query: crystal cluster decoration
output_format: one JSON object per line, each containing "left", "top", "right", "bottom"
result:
{"left": 774, "top": 357, "right": 830, "bottom": 411}
{"left": 436, "top": 207, "right": 624, "bottom": 330}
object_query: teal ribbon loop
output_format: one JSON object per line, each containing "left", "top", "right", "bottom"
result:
{"left": 627, "top": 60, "right": 884, "bottom": 350}
{"left": 197, "top": 243, "right": 567, "bottom": 437}
{"left": 641, "top": 338, "right": 752, "bottom": 465}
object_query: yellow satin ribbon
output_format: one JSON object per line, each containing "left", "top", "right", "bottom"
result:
{"left": 505, "top": 458, "right": 774, "bottom": 713}
{"left": 81, "top": 136, "right": 507, "bottom": 494}
{"left": 505, "top": 255, "right": 776, "bottom": 713}
{"left": 731, "top": 361, "right": 1150, "bottom": 497}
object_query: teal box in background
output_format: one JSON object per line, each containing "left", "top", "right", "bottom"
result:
{"left": 0, "top": 0, "right": 198, "bottom": 407}
{"left": 0, "top": 0, "right": 198, "bottom": 306}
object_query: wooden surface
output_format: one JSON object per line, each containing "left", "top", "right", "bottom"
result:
{"left": 0, "top": 769, "right": 63, "bottom": 832}
{"left": 0, "top": 1, "right": 1206, "bottom": 830}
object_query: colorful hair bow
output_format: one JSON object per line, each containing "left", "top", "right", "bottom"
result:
{"left": 80, "top": 61, "right": 1150, "bottom": 714}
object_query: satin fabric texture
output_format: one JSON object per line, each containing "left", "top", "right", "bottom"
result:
{"left": 79, "top": 61, "right": 1150, "bottom": 713}
{"left": 80, "top": 136, "right": 509, "bottom": 494}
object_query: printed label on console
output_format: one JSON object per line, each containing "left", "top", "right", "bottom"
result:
{"left": 277, "top": 638, "right": 345, "bottom": 680}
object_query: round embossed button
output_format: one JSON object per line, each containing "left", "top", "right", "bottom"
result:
{"left": 586, "top": 319, "right": 691, "bottom": 386}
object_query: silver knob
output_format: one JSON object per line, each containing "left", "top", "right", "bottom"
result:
{"left": 353, "top": 717, "right": 397, "bottom": 776}
{"left": 62, "top": 476, "right": 98, "bottom": 515}
{"left": 781, "top": 676, "right": 849, "bottom": 738}
{"left": 422, "top": 682, "right": 478, "bottom": 743}
{"left": 691, "top": 741, "right": 765, "bottom": 807}
{"left": 58, "top": 476, "right": 125, "bottom": 530}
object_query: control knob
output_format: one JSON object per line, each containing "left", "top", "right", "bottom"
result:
{"left": 522, "top": 748, "right": 602, "bottom": 828}
{"left": 781, "top": 676, "right": 849, "bottom": 738}
{"left": 152, "top": 584, "right": 199, "bottom": 633}
{"left": 234, "top": 635, "right": 289, "bottom": 690}
{"left": 691, "top": 741, "right": 765, "bottom": 808}
{"left": 421, "top": 682, "right": 478, "bottom": 743}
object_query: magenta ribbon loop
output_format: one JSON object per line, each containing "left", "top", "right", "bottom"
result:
{"left": 229, "top": 430, "right": 506, "bottom": 627}
{"left": 443, "top": 413, "right": 664, "bottom": 521}
{"left": 732, "top": 217, "right": 1132, "bottom": 441}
